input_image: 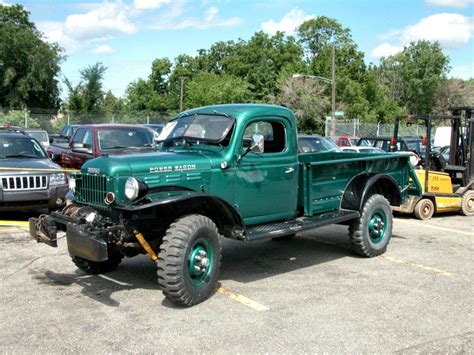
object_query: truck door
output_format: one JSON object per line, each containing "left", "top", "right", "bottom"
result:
{"left": 69, "top": 128, "right": 93, "bottom": 169}
{"left": 234, "top": 117, "right": 298, "bottom": 225}
{"left": 63, "top": 128, "right": 84, "bottom": 168}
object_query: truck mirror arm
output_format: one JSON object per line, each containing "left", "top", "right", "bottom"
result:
{"left": 236, "top": 134, "right": 264, "bottom": 163}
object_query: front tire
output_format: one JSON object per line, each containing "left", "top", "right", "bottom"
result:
{"left": 349, "top": 194, "right": 392, "bottom": 257}
{"left": 157, "top": 214, "right": 222, "bottom": 307}
{"left": 460, "top": 190, "right": 474, "bottom": 216}
{"left": 414, "top": 198, "right": 434, "bottom": 220}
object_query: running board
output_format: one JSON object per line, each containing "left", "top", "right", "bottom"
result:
{"left": 245, "top": 210, "right": 360, "bottom": 242}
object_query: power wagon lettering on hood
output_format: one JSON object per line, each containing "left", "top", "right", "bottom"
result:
{"left": 149, "top": 164, "right": 196, "bottom": 174}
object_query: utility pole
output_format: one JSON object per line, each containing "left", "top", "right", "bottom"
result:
{"left": 179, "top": 77, "right": 187, "bottom": 112}
{"left": 330, "top": 45, "right": 336, "bottom": 136}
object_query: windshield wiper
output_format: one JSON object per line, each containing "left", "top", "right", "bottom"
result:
{"left": 103, "top": 145, "right": 129, "bottom": 150}
{"left": 5, "top": 154, "right": 39, "bottom": 159}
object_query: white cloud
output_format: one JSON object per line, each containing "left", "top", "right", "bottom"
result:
{"left": 371, "top": 12, "right": 474, "bottom": 59}
{"left": 425, "top": 0, "right": 473, "bottom": 8}
{"left": 401, "top": 13, "right": 473, "bottom": 48}
{"left": 261, "top": 7, "right": 315, "bottom": 36}
{"left": 64, "top": 2, "right": 136, "bottom": 41}
{"left": 133, "top": 0, "right": 171, "bottom": 10}
{"left": 0, "top": 0, "right": 11, "bottom": 6}
{"left": 370, "top": 42, "right": 403, "bottom": 58}
{"left": 92, "top": 44, "right": 116, "bottom": 55}
{"left": 151, "top": 6, "right": 242, "bottom": 30}
{"left": 38, "top": 2, "right": 137, "bottom": 54}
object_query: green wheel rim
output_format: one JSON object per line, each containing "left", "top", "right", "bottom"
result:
{"left": 187, "top": 238, "right": 213, "bottom": 286}
{"left": 368, "top": 209, "right": 387, "bottom": 244}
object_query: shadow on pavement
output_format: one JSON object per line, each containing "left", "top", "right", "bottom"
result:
{"left": 30, "top": 232, "right": 354, "bottom": 307}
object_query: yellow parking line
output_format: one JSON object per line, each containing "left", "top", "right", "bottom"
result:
{"left": 396, "top": 219, "right": 474, "bottom": 236}
{"left": 0, "top": 167, "right": 79, "bottom": 173}
{"left": 380, "top": 255, "right": 453, "bottom": 276}
{"left": 217, "top": 287, "right": 269, "bottom": 312}
{"left": 0, "top": 220, "right": 29, "bottom": 227}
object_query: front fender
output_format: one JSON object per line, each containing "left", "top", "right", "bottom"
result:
{"left": 118, "top": 189, "right": 245, "bottom": 239}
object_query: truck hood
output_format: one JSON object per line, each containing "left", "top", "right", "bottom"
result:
{"left": 81, "top": 150, "right": 213, "bottom": 177}
{"left": 0, "top": 158, "right": 62, "bottom": 174}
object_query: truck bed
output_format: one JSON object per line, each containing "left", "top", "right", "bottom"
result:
{"left": 298, "top": 151, "right": 414, "bottom": 216}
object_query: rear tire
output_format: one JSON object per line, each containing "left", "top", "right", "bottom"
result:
{"left": 72, "top": 249, "right": 123, "bottom": 274}
{"left": 349, "top": 194, "right": 392, "bottom": 257}
{"left": 157, "top": 214, "right": 222, "bottom": 307}
{"left": 414, "top": 198, "right": 434, "bottom": 220}
{"left": 460, "top": 190, "right": 474, "bottom": 216}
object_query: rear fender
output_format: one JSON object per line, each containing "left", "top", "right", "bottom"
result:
{"left": 342, "top": 173, "right": 402, "bottom": 211}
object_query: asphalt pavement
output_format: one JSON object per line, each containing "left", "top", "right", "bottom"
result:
{"left": 0, "top": 212, "right": 472, "bottom": 353}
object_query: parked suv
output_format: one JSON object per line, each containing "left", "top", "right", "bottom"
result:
{"left": 0, "top": 131, "right": 69, "bottom": 212}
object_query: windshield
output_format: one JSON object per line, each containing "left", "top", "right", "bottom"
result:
{"left": 406, "top": 140, "right": 425, "bottom": 153}
{"left": 157, "top": 114, "right": 234, "bottom": 144}
{"left": 27, "top": 131, "right": 48, "bottom": 142}
{"left": 298, "top": 136, "right": 341, "bottom": 153}
{"left": 97, "top": 128, "right": 155, "bottom": 151}
{"left": 0, "top": 137, "right": 47, "bottom": 159}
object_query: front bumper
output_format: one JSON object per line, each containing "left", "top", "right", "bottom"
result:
{"left": 29, "top": 207, "right": 116, "bottom": 262}
{"left": 0, "top": 184, "right": 69, "bottom": 211}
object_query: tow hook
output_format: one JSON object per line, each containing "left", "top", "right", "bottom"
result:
{"left": 29, "top": 215, "right": 62, "bottom": 248}
{"left": 133, "top": 229, "right": 158, "bottom": 262}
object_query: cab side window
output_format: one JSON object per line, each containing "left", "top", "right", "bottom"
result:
{"left": 72, "top": 128, "right": 85, "bottom": 144}
{"left": 81, "top": 129, "right": 93, "bottom": 149}
{"left": 243, "top": 120, "right": 286, "bottom": 153}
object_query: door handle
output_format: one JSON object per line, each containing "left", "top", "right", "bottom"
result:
{"left": 285, "top": 167, "right": 295, "bottom": 174}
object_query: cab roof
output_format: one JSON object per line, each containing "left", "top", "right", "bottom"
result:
{"left": 176, "top": 104, "right": 296, "bottom": 124}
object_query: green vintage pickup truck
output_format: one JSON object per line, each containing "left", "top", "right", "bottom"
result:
{"left": 30, "top": 104, "right": 421, "bottom": 306}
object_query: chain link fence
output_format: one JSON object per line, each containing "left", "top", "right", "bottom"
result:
{"left": 0, "top": 108, "right": 174, "bottom": 133}
{"left": 324, "top": 118, "right": 423, "bottom": 138}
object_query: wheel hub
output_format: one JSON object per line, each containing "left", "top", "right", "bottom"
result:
{"left": 369, "top": 211, "right": 386, "bottom": 243}
{"left": 188, "top": 241, "right": 213, "bottom": 285}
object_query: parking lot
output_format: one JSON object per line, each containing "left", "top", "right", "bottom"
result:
{"left": 0, "top": 213, "right": 472, "bottom": 353}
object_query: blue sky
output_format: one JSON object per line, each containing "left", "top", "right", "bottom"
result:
{"left": 3, "top": 0, "right": 473, "bottom": 97}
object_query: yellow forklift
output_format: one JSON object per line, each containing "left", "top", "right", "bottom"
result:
{"left": 391, "top": 107, "right": 473, "bottom": 219}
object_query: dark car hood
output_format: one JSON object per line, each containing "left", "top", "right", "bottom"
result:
{"left": 0, "top": 158, "right": 62, "bottom": 173}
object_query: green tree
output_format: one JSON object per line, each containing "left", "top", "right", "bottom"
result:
{"left": 378, "top": 40, "right": 450, "bottom": 114}
{"left": 184, "top": 72, "right": 253, "bottom": 108}
{"left": 64, "top": 62, "right": 107, "bottom": 123}
{"left": 0, "top": 4, "right": 63, "bottom": 109}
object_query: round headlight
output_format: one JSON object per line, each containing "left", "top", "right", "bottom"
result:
{"left": 125, "top": 177, "right": 139, "bottom": 200}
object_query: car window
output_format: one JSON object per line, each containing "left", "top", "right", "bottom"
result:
{"left": 98, "top": 128, "right": 154, "bottom": 150}
{"left": 243, "top": 121, "right": 285, "bottom": 154}
{"left": 72, "top": 128, "right": 85, "bottom": 144}
{"left": 81, "top": 129, "right": 93, "bottom": 149}
{"left": 0, "top": 137, "right": 47, "bottom": 159}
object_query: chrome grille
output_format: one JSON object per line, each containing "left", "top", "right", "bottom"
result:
{"left": 1, "top": 175, "right": 48, "bottom": 191}
{"left": 74, "top": 173, "right": 108, "bottom": 207}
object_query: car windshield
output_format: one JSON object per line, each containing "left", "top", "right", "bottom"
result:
{"left": 97, "top": 128, "right": 155, "bottom": 151}
{"left": 406, "top": 140, "right": 425, "bottom": 154}
{"left": 357, "top": 139, "right": 375, "bottom": 146}
{"left": 298, "top": 136, "right": 340, "bottom": 153}
{"left": 0, "top": 137, "right": 47, "bottom": 159}
{"left": 157, "top": 114, "right": 233, "bottom": 144}
{"left": 27, "top": 131, "right": 48, "bottom": 142}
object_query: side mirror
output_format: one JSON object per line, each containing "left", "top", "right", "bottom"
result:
{"left": 238, "top": 134, "right": 265, "bottom": 162}
{"left": 72, "top": 142, "right": 92, "bottom": 154}
{"left": 250, "top": 134, "right": 264, "bottom": 154}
